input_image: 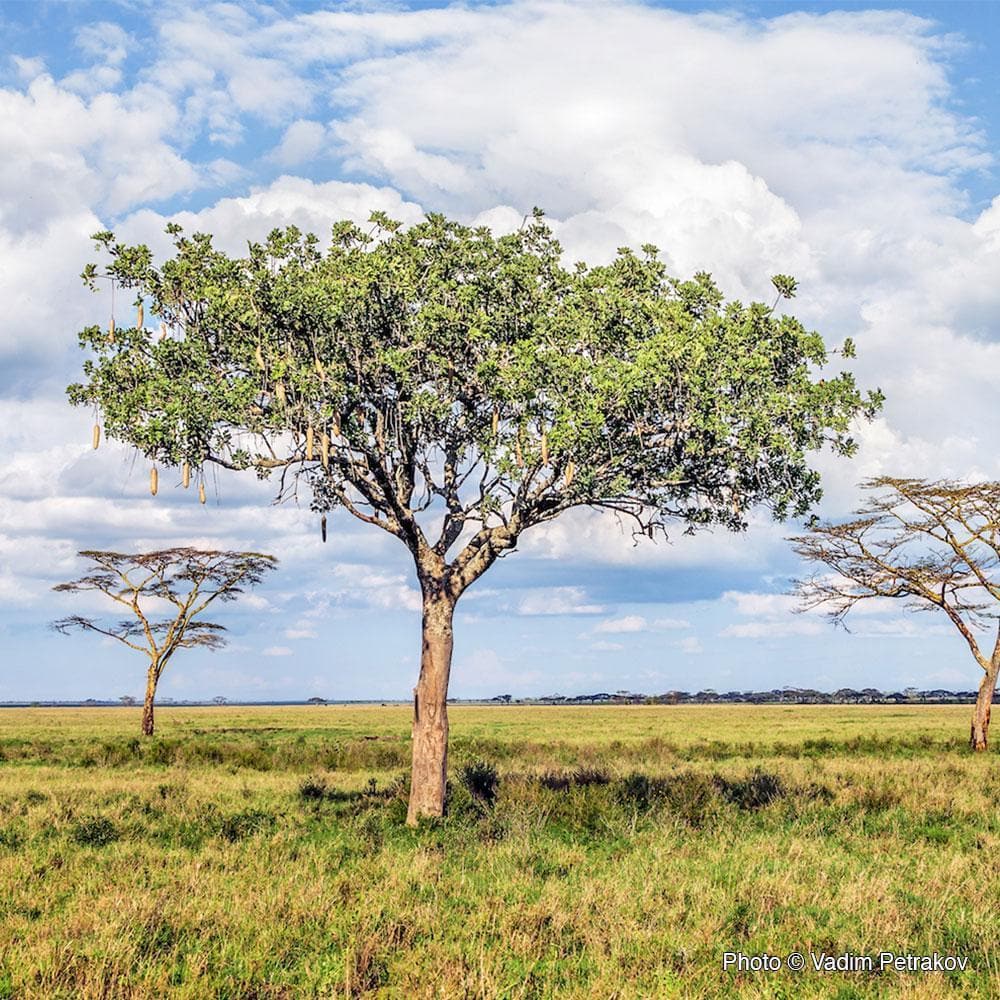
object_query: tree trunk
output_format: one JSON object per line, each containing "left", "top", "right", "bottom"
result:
{"left": 406, "top": 587, "right": 456, "bottom": 825}
{"left": 970, "top": 662, "right": 999, "bottom": 751}
{"left": 141, "top": 664, "right": 158, "bottom": 737}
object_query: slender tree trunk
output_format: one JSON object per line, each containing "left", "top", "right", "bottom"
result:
{"left": 406, "top": 585, "right": 456, "bottom": 825}
{"left": 141, "top": 663, "right": 158, "bottom": 737}
{"left": 970, "top": 660, "right": 999, "bottom": 751}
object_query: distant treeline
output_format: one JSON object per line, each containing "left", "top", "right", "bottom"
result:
{"left": 1, "top": 689, "right": 987, "bottom": 709}
{"left": 487, "top": 688, "right": 985, "bottom": 706}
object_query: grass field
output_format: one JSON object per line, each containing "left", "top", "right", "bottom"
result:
{"left": 0, "top": 704, "right": 997, "bottom": 998}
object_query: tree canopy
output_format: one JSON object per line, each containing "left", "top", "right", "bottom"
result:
{"left": 72, "top": 212, "right": 881, "bottom": 567}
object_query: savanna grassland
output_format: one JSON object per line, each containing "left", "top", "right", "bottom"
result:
{"left": 0, "top": 704, "right": 997, "bottom": 999}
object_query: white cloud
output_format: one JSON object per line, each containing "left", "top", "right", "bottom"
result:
{"left": 724, "top": 591, "right": 801, "bottom": 618}
{"left": 11, "top": 56, "right": 46, "bottom": 81}
{"left": 517, "top": 586, "right": 604, "bottom": 616}
{"left": 117, "top": 176, "right": 426, "bottom": 258}
{"left": 262, "top": 645, "right": 293, "bottom": 657}
{"left": 75, "top": 22, "right": 130, "bottom": 66}
{"left": 653, "top": 617, "right": 691, "bottom": 630}
{"left": 678, "top": 636, "right": 703, "bottom": 655}
{"left": 595, "top": 615, "right": 647, "bottom": 634}
{"left": 722, "top": 620, "right": 824, "bottom": 639}
{"left": 270, "top": 119, "right": 328, "bottom": 167}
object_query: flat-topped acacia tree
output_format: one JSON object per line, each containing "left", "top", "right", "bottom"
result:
{"left": 69, "top": 210, "right": 882, "bottom": 823}
{"left": 52, "top": 548, "right": 277, "bottom": 735}
{"left": 792, "top": 478, "right": 1000, "bottom": 751}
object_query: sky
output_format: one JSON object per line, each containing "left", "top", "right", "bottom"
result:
{"left": 1, "top": 0, "right": 999, "bottom": 701}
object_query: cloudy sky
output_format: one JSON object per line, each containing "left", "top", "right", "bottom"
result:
{"left": 1, "top": 0, "right": 998, "bottom": 701}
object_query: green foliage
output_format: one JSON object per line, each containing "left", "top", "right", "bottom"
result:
{"left": 69, "top": 816, "right": 119, "bottom": 847}
{"left": 70, "top": 211, "right": 881, "bottom": 560}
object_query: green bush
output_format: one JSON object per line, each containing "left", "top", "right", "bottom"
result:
{"left": 70, "top": 817, "right": 119, "bottom": 847}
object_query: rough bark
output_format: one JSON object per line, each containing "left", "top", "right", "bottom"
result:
{"left": 141, "top": 663, "right": 158, "bottom": 737}
{"left": 406, "top": 585, "right": 456, "bottom": 825}
{"left": 970, "top": 662, "right": 999, "bottom": 751}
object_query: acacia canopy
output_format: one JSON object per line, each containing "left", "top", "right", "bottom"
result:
{"left": 792, "top": 477, "right": 1000, "bottom": 751}
{"left": 53, "top": 548, "right": 277, "bottom": 735}
{"left": 69, "top": 210, "right": 882, "bottom": 820}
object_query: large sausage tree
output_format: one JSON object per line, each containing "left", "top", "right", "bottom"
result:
{"left": 68, "top": 210, "right": 881, "bottom": 823}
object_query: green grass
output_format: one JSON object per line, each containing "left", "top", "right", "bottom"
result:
{"left": 0, "top": 705, "right": 997, "bottom": 998}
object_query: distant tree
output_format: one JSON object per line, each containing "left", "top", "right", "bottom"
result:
{"left": 212, "top": 695, "right": 228, "bottom": 705}
{"left": 52, "top": 548, "right": 277, "bottom": 736}
{"left": 68, "top": 212, "right": 880, "bottom": 822}
{"left": 307, "top": 696, "right": 328, "bottom": 705}
{"left": 119, "top": 695, "right": 137, "bottom": 706}
{"left": 792, "top": 477, "right": 1000, "bottom": 751}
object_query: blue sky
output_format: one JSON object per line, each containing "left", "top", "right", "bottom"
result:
{"left": 1, "top": 0, "right": 999, "bottom": 700}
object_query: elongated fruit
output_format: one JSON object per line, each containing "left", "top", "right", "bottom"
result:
{"left": 92, "top": 424, "right": 100, "bottom": 450}
{"left": 199, "top": 482, "right": 206, "bottom": 504}
{"left": 321, "top": 515, "right": 327, "bottom": 543}
{"left": 150, "top": 467, "right": 158, "bottom": 496}
{"left": 182, "top": 462, "right": 191, "bottom": 489}
{"left": 306, "top": 425, "right": 315, "bottom": 460}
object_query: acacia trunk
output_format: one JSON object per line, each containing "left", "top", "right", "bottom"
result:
{"left": 970, "top": 662, "right": 999, "bottom": 751}
{"left": 141, "top": 664, "right": 158, "bottom": 737}
{"left": 406, "top": 588, "right": 456, "bottom": 825}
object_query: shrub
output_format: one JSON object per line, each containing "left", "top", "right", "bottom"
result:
{"left": 538, "top": 771, "right": 571, "bottom": 791}
{"left": 616, "top": 770, "right": 719, "bottom": 826}
{"left": 0, "top": 826, "right": 25, "bottom": 851}
{"left": 538, "top": 767, "right": 610, "bottom": 791}
{"left": 460, "top": 760, "right": 499, "bottom": 807}
{"left": 617, "top": 772, "right": 665, "bottom": 812}
{"left": 70, "top": 817, "right": 119, "bottom": 847}
{"left": 571, "top": 766, "right": 610, "bottom": 787}
{"left": 298, "top": 776, "right": 328, "bottom": 801}
{"left": 715, "top": 770, "right": 785, "bottom": 810}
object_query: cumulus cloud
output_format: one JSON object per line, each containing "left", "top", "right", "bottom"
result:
{"left": 720, "top": 588, "right": 951, "bottom": 641}
{"left": 595, "top": 615, "right": 648, "bottom": 634}
{"left": 517, "top": 586, "right": 604, "bottom": 616}
{"left": 270, "top": 119, "right": 329, "bottom": 166}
